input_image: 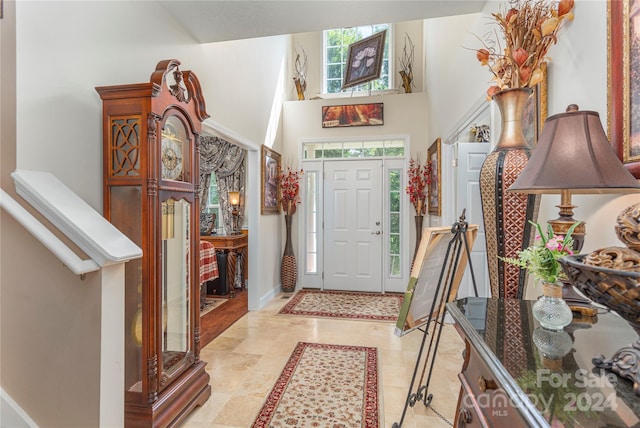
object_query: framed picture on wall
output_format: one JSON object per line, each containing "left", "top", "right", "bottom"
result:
{"left": 321, "top": 103, "right": 384, "bottom": 128}
{"left": 522, "top": 62, "right": 548, "bottom": 148}
{"left": 261, "top": 145, "right": 281, "bottom": 215}
{"left": 427, "top": 138, "right": 441, "bottom": 216}
{"left": 609, "top": 0, "right": 640, "bottom": 178}
{"left": 341, "top": 30, "right": 387, "bottom": 90}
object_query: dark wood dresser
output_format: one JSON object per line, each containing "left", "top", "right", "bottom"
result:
{"left": 446, "top": 297, "right": 640, "bottom": 427}
{"left": 200, "top": 233, "right": 247, "bottom": 298}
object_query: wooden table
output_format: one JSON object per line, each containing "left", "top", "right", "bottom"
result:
{"left": 200, "top": 233, "right": 247, "bottom": 298}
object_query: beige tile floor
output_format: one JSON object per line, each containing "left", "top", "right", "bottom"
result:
{"left": 180, "top": 294, "right": 465, "bottom": 428}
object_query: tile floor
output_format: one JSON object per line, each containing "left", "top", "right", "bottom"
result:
{"left": 180, "top": 294, "right": 465, "bottom": 427}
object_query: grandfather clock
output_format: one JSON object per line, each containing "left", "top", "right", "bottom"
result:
{"left": 96, "top": 59, "right": 210, "bottom": 427}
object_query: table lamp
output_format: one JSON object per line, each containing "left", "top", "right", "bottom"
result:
{"left": 509, "top": 104, "right": 640, "bottom": 311}
{"left": 228, "top": 191, "right": 241, "bottom": 234}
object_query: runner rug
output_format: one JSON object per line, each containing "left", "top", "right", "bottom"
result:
{"left": 278, "top": 289, "right": 403, "bottom": 321}
{"left": 251, "top": 342, "right": 379, "bottom": 428}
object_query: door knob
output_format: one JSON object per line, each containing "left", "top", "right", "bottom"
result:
{"left": 371, "top": 231, "right": 381, "bottom": 235}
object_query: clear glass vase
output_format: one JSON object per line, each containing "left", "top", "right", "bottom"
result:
{"left": 533, "top": 282, "right": 573, "bottom": 331}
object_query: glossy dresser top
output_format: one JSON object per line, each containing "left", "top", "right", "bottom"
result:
{"left": 447, "top": 297, "right": 640, "bottom": 428}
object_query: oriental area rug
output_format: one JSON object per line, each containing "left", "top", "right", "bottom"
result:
{"left": 278, "top": 289, "right": 403, "bottom": 322}
{"left": 251, "top": 342, "right": 379, "bottom": 428}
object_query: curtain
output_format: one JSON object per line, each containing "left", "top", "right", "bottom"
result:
{"left": 199, "top": 135, "right": 246, "bottom": 234}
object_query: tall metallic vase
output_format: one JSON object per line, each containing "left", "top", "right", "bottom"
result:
{"left": 480, "top": 88, "right": 540, "bottom": 299}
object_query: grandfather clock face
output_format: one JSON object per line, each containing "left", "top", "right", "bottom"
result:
{"left": 161, "top": 115, "right": 188, "bottom": 181}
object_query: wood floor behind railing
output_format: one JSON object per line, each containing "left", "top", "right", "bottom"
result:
{"left": 200, "top": 288, "right": 248, "bottom": 348}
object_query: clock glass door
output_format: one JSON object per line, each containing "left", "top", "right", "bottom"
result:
{"left": 161, "top": 197, "right": 192, "bottom": 376}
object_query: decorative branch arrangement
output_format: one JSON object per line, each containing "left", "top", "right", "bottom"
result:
{"left": 293, "top": 46, "right": 308, "bottom": 100}
{"left": 277, "top": 166, "right": 304, "bottom": 216}
{"left": 406, "top": 158, "right": 431, "bottom": 215}
{"left": 399, "top": 33, "right": 415, "bottom": 93}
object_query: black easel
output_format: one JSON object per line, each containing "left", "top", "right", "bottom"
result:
{"left": 392, "top": 210, "right": 478, "bottom": 427}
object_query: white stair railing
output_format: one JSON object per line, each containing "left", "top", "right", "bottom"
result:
{"left": 0, "top": 188, "right": 100, "bottom": 275}
{"left": 2, "top": 170, "right": 142, "bottom": 428}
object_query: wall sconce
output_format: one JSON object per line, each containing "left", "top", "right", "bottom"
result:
{"left": 228, "top": 191, "right": 241, "bottom": 234}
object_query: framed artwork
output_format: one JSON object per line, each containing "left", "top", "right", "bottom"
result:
{"left": 321, "top": 103, "right": 384, "bottom": 128}
{"left": 609, "top": 0, "right": 640, "bottom": 178}
{"left": 261, "top": 145, "right": 281, "bottom": 215}
{"left": 341, "top": 30, "right": 387, "bottom": 90}
{"left": 427, "top": 138, "right": 441, "bottom": 216}
{"left": 394, "top": 225, "right": 479, "bottom": 336}
{"left": 522, "top": 62, "right": 548, "bottom": 148}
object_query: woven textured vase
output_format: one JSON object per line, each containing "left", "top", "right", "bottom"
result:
{"left": 480, "top": 88, "right": 540, "bottom": 299}
{"left": 281, "top": 214, "right": 297, "bottom": 292}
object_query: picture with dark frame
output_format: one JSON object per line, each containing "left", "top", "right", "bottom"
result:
{"left": 341, "top": 30, "right": 387, "bottom": 90}
{"left": 261, "top": 145, "right": 281, "bottom": 215}
{"left": 609, "top": 0, "right": 640, "bottom": 178}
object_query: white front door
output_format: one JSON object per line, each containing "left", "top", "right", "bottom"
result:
{"left": 324, "top": 160, "right": 383, "bottom": 292}
{"left": 456, "top": 142, "right": 490, "bottom": 298}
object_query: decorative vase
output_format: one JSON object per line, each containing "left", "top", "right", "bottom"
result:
{"left": 414, "top": 215, "right": 423, "bottom": 261}
{"left": 294, "top": 77, "right": 305, "bottom": 101}
{"left": 281, "top": 214, "right": 297, "bottom": 292}
{"left": 400, "top": 70, "right": 412, "bottom": 93}
{"left": 533, "top": 283, "right": 573, "bottom": 331}
{"left": 479, "top": 87, "right": 540, "bottom": 299}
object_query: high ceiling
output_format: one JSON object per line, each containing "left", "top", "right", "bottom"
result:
{"left": 160, "top": 1, "right": 487, "bottom": 43}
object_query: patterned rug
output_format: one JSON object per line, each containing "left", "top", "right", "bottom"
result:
{"left": 278, "top": 289, "right": 403, "bottom": 321}
{"left": 251, "top": 342, "right": 379, "bottom": 428}
{"left": 200, "top": 297, "right": 227, "bottom": 317}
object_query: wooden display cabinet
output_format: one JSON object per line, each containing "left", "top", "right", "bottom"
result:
{"left": 96, "top": 59, "right": 211, "bottom": 427}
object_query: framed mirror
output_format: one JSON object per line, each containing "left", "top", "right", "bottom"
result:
{"left": 161, "top": 197, "right": 192, "bottom": 376}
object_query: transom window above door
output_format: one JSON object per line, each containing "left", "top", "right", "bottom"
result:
{"left": 303, "top": 139, "right": 404, "bottom": 159}
{"left": 323, "top": 24, "right": 392, "bottom": 94}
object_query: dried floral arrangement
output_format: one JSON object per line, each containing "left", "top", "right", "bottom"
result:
{"left": 474, "top": 0, "right": 575, "bottom": 97}
{"left": 406, "top": 158, "right": 431, "bottom": 215}
{"left": 277, "top": 166, "right": 304, "bottom": 215}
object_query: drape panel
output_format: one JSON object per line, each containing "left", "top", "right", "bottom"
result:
{"left": 199, "top": 135, "right": 246, "bottom": 234}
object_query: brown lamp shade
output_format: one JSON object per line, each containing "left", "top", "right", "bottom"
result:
{"left": 509, "top": 107, "right": 640, "bottom": 194}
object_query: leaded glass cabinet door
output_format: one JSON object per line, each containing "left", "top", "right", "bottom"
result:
{"left": 97, "top": 59, "right": 211, "bottom": 428}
